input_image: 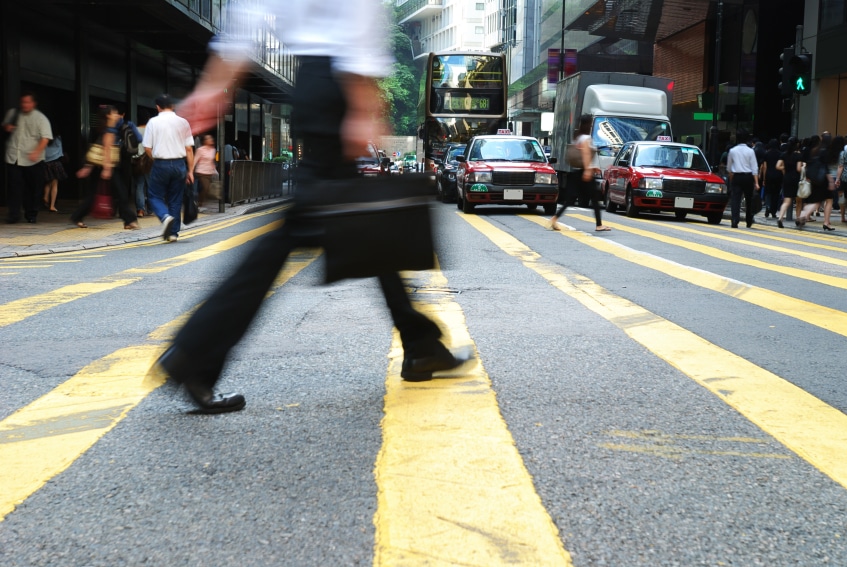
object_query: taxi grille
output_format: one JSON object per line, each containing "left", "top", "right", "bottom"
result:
{"left": 492, "top": 171, "right": 535, "bottom": 186}
{"left": 662, "top": 179, "right": 706, "bottom": 194}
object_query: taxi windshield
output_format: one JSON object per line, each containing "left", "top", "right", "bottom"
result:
{"left": 633, "top": 145, "right": 710, "bottom": 172}
{"left": 469, "top": 138, "right": 546, "bottom": 162}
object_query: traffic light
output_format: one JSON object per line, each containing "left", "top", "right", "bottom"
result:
{"left": 778, "top": 48, "right": 794, "bottom": 97}
{"left": 790, "top": 53, "right": 813, "bottom": 95}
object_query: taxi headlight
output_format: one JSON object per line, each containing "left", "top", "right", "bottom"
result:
{"left": 638, "top": 178, "right": 663, "bottom": 190}
{"left": 535, "top": 173, "right": 557, "bottom": 185}
{"left": 705, "top": 182, "right": 727, "bottom": 194}
{"left": 469, "top": 171, "right": 492, "bottom": 183}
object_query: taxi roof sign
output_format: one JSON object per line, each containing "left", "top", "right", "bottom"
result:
{"left": 496, "top": 129, "right": 513, "bottom": 135}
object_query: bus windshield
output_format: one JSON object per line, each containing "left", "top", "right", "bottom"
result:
{"left": 429, "top": 54, "right": 505, "bottom": 116}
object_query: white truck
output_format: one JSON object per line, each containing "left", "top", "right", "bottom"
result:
{"left": 550, "top": 72, "right": 675, "bottom": 183}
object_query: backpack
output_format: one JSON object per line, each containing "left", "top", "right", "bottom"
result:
{"left": 120, "top": 122, "right": 140, "bottom": 157}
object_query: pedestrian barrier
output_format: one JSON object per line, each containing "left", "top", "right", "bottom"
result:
{"left": 227, "top": 161, "right": 292, "bottom": 205}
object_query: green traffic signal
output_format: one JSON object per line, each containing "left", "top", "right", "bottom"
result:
{"left": 790, "top": 53, "right": 813, "bottom": 95}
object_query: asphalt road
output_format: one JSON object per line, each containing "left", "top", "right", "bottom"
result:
{"left": 1, "top": 202, "right": 846, "bottom": 566}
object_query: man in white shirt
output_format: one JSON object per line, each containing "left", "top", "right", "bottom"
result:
{"left": 726, "top": 129, "right": 760, "bottom": 228}
{"left": 142, "top": 94, "right": 194, "bottom": 242}
{"left": 2, "top": 92, "right": 52, "bottom": 224}
{"left": 151, "top": 0, "right": 469, "bottom": 414}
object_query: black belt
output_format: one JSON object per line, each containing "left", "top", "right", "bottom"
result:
{"left": 732, "top": 172, "right": 753, "bottom": 175}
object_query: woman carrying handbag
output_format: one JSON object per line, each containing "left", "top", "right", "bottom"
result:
{"left": 70, "top": 105, "right": 139, "bottom": 229}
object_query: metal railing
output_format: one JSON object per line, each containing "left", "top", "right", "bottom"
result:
{"left": 397, "top": 0, "right": 442, "bottom": 22}
{"left": 227, "top": 161, "right": 292, "bottom": 205}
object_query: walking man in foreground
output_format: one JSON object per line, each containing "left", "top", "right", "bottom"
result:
{"left": 143, "top": 94, "right": 194, "bottom": 242}
{"left": 151, "top": 0, "right": 469, "bottom": 413}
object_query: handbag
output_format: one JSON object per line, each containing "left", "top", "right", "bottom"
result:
{"left": 293, "top": 173, "right": 435, "bottom": 283}
{"left": 183, "top": 186, "right": 199, "bottom": 225}
{"left": 91, "top": 179, "right": 113, "bottom": 219}
{"left": 798, "top": 166, "right": 812, "bottom": 199}
{"left": 86, "top": 142, "right": 121, "bottom": 167}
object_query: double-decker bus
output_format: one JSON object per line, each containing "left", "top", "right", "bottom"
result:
{"left": 418, "top": 51, "right": 508, "bottom": 171}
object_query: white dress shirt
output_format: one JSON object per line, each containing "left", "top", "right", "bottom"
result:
{"left": 210, "top": 0, "right": 392, "bottom": 78}
{"left": 143, "top": 110, "right": 194, "bottom": 159}
{"left": 726, "top": 143, "right": 758, "bottom": 175}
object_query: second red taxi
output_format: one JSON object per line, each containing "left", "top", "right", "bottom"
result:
{"left": 603, "top": 141, "right": 728, "bottom": 224}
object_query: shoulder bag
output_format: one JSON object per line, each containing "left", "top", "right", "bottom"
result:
{"left": 183, "top": 186, "right": 199, "bottom": 225}
{"left": 86, "top": 140, "right": 121, "bottom": 167}
{"left": 797, "top": 165, "right": 812, "bottom": 199}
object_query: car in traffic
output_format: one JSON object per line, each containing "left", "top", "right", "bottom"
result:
{"left": 602, "top": 141, "right": 728, "bottom": 224}
{"left": 356, "top": 141, "right": 385, "bottom": 177}
{"left": 454, "top": 135, "right": 559, "bottom": 215}
{"left": 434, "top": 144, "right": 466, "bottom": 203}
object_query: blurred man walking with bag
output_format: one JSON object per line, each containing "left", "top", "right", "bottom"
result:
{"left": 151, "top": 0, "right": 469, "bottom": 414}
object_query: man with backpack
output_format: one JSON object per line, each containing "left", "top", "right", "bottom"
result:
{"left": 116, "top": 106, "right": 144, "bottom": 208}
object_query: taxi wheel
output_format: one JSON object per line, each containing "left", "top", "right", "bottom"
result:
{"left": 605, "top": 188, "right": 618, "bottom": 213}
{"left": 625, "top": 189, "right": 640, "bottom": 218}
{"left": 706, "top": 213, "right": 722, "bottom": 225}
{"left": 543, "top": 204, "right": 557, "bottom": 215}
{"left": 456, "top": 193, "right": 463, "bottom": 210}
{"left": 442, "top": 186, "right": 453, "bottom": 203}
{"left": 674, "top": 210, "right": 688, "bottom": 221}
{"left": 462, "top": 197, "right": 475, "bottom": 214}
{"left": 526, "top": 204, "right": 538, "bottom": 211}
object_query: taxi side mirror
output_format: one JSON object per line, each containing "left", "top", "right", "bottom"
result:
{"left": 548, "top": 157, "right": 557, "bottom": 164}
{"left": 455, "top": 155, "right": 466, "bottom": 163}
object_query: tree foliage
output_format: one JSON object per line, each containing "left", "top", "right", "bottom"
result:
{"left": 378, "top": 10, "right": 421, "bottom": 136}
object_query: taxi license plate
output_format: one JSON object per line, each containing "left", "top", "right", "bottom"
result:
{"left": 675, "top": 197, "right": 694, "bottom": 209}
{"left": 504, "top": 189, "right": 524, "bottom": 200}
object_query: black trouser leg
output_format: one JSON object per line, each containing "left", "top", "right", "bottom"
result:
{"left": 172, "top": 218, "right": 295, "bottom": 388}
{"left": 6, "top": 164, "right": 24, "bottom": 222}
{"left": 378, "top": 273, "right": 443, "bottom": 357}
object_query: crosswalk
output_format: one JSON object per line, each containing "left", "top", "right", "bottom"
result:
{"left": 1, "top": 208, "right": 846, "bottom": 564}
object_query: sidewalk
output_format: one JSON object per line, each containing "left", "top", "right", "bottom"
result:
{"left": 734, "top": 207, "right": 847, "bottom": 236}
{"left": 0, "top": 198, "right": 288, "bottom": 258}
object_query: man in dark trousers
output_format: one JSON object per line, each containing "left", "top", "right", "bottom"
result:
{"left": 726, "top": 129, "right": 760, "bottom": 228}
{"left": 152, "top": 0, "right": 468, "bottom": 414}
{"left": 2, "top": 92, "right": 52, "bottom": 224}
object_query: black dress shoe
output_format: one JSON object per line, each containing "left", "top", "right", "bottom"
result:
{"left": 156, "top": 345, "right": 245, "bottom": 414}
{"left": 401, "top": 346, "right": 472, "bottom": 382}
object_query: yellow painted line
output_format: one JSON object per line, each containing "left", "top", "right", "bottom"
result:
{"left": 374, "top": 263, "right": 573, "bottom": 567}
{"left": 463, "top": 214, "right": 847, "bottom": 489}
{"left": 0, "top": 220, "right": 282, "bottom": 327}
{"left": 621, "top": 215, "right": 847, "bottom": 266}
{"left": 0, "top": 249, "right": 319, "bottom": 522}
{"left": 526, "top": 215, "right": 847, "bottom": 338}
{"left": 567, "top": 213, "right": 847, "bottom": 289}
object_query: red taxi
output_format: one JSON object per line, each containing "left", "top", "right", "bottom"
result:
{"left": 455, "top": 135, "right": 558, "bottom": 215}
{"left": 603, "top": 141, "right": 728, "bottom": 224}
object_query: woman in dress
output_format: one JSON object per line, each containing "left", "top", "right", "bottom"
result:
{"left": 775, "top": 137, "right": 802, "bottom": 229}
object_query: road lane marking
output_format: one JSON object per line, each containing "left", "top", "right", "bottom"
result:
{"left": 0, "top": 249, "right": 320, "bottom": 522}
{"left": 463, "top": 214, "right": 847, "bottom": 490}
{"left": 374, "top": 263, "right": 574, "bottom": 566}
{"left": 524, "top": 215, "right": 847, "bottom": 338}
{"left": 0, "top": 220, "right": 283, "bottom": 327}
{"left": 639, "top": 217, "right": 847, "bottom": 254}
{"left": 603, "top": 215, "right": 847, "bottom": 265}
{"left": 567, "top": 213, "right": 847, "bottom": 288}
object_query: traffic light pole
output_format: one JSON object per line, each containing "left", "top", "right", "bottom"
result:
{"left": 791, "top": 25, "right": 803, "bottom": 138}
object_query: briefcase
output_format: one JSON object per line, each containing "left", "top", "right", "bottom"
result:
{"left": 294, "top": 173, "right": 435, "bottom": 283}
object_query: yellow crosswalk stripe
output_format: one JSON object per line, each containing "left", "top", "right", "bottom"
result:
{"left": 0, "top": 220, "right": 283, "bottom": 327}
{"left": 0, "top": 250, "right": 319, "bottom": 522}
{"left": 374, "top": 264, "right": 574, "bottom": 566}
{"left": 465, "top": 214, "right": 847, "bottom": 490}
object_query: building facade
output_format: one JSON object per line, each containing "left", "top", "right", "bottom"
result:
{"left": 0, "top": 0, "right": 296, "bottom": 203}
